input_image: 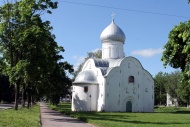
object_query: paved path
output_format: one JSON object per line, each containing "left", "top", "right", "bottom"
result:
{"left": 40, "top": 102, "right": 96, "bottom": 127}
{"left": 0, "top": 103, "right": 14, "bottom": 110}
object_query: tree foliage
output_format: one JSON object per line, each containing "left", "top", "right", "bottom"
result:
{"left": 161, "top": 21, "right": 190, "bottom": 82}
{"left": 177, "top": 79, "right": 190, "bottom": 107}
{"left": 73, "top": 49, "right": 102, "bottom": 78}
{"left": 0, "top": 0, "right": 73, "bottom": 109}
{"left": 154, "top": 72, "right": 167, "bottom": 105}
{"left": 154, "top": 71, "right": 190, "bottom": 106}
{"left": 165, "top": 71, "right": 181, "bottom": 99}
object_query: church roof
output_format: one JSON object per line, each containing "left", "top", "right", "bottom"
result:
{"left": 91, "top": 58, "right": 123, "bottom": 76}
{"left": 91, "top": 58, "right": 109, "bottom": 75}
{"left": 100, "top": 19, "right": 125, "bottom": 43}
{"left": 93, "top": 58, "right": 109, "bottom": 67}
{"left": 73, "top": 70, "right": 97, "bottom": 84}
{"left": 73, "top": 57, "right": 153, "bottom": 84}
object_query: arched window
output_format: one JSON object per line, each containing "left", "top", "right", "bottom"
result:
{"left": 129, "top": 76, "right": 134, "bottom": 83}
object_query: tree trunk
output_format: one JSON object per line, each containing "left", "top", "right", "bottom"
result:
{"left": 14, "top": 82, "right": 20, "bottom": 110}
{"left": 159, "top": 85, "right": 161, "bottom": 106}
{"left": 21, "top": 85, "right": 26, "bottom": 107}
{"left": 27, "top": 94, "right": 31, "bottom": 109}
{"left": 31, "top": 95, "right": 33, "bottom": 107}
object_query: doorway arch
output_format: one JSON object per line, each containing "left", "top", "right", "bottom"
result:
{"left": 126, "top": 101, "right": 132, "bottom": 112}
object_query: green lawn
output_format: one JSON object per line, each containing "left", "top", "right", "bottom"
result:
{"left": 49, "top": 103, "right": 190, "bottom": 127}
{"left": 0, "top": 104, "right": 40, "bottom": 127}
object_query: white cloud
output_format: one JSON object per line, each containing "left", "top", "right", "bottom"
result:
{"left": 131, "top": 48, "right": 164, "bottom": 58}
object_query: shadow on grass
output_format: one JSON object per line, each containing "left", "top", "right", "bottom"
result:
{"left": 49, "top": 103, "right": 190, "bottom": 126}
{"left": 173, "top": 110, "right": 190, "bottom": 114}
{"left": 75, "top": 113, "right": 190, "bottom": 125}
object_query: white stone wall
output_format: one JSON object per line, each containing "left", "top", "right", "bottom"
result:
{"left": 72, "top": 59, "right": 106, "bottom": 111}
{"left": 104, "top": 57, "right": 154, "bottom": 112}
{"left": 104, "top": 67, "right": 122, "bottom": 111}
{"left": 72, "top": 84, "right": 98, "bottom": 111}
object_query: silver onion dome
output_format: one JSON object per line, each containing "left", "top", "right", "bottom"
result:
{"left": 100, "top": 19, "right": 125, "bottom": 43}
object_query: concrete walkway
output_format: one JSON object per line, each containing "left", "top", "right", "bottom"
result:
{"left": 40, "top": 102, "right": 96, "bottom": 127}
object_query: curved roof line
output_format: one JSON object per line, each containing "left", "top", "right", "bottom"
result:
{"left": 100, "top": 20, "right": 125, "bottom": 43}
{"left": 123, "top": 56, "right": 144, "bottom": 69}
{"left": 125, "top": 56, "right": 154, "bottom": 79}
{"left": 73, "top": 70, "right": 98, "bottom": 84}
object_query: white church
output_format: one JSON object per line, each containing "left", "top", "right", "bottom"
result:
{"left": 72, "top": 19, "right": 154, "bottom": 112}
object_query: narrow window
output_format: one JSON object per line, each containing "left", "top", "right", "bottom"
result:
{"left": 133, "top": 88, "right": 136, "bottom": 94}
{"left": 129, "top": 76, "right": 134, "bottom": 83}
{"left": 109, "top": 47, "right": 111, "bottom": 58}
{"left": 126, "top": 87, "right": 129, "bottom": 93}
{"left": 89, "top": 64, "right": 91, "bottom": 69}
{"left": 84, "top": 86, "right": 88, "bottom": 93}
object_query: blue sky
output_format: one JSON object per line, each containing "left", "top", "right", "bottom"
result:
{"left": 2, "top": 0, "right": 190, "bottom": 77}
{"left": 41, "top": 0, "right": 190, "bottom": 77}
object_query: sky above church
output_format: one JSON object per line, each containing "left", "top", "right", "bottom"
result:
{"left": 42, "top": 0, "right": 190, "bottom": 77}
{"left": 1, "top": 0, "right": 190, "bottom": 77}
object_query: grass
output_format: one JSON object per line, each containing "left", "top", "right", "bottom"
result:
{"left": 0, "top": 104, "right": 40, "bottom": 127}
{"left": 49, "top": 102, "right": 190, "bottom": 127}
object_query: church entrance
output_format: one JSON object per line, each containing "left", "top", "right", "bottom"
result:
{"left": 126, "top": 101, "right": 132, "bottom": 112}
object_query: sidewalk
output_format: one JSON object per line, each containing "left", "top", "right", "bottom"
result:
{"left": 40, "top": 102, "right": 96, "bottom": 127}
{"left": 0, "top": 103, "right": 14, "bottom": 110}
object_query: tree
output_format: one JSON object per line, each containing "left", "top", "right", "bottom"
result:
{"left": 154, "top": 72, "right": 167, "bottom": 105}
{"left": 0, "top": 0, "right": 62, "bottom": 109}
{"left": 177, "top": 78, "right": 190, "bottom": 107}
{"left": 46, "top": 62, "right": 73, "bottom": 105}
{"left": 73, "top": 49, "right": 102, "bottom": 78}
{"left": 161, "top": 20, "right": 190, "bottom": 86}
{"left": 165, "top": 71, "right": 181, "bottom": 99}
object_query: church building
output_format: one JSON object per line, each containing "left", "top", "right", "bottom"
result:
{"left": 71, "top": 19, "right": 154, "bottom": 112}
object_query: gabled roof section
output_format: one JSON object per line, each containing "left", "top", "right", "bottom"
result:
{"left": 92, "top": 58, "right": 109, "bottom": 67}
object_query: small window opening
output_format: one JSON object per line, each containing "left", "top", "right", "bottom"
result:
{"left": 129, "top": 76, "right": 134, "bottom": 83}
{"left": 84, "top": 86, "right": 88, "bottom": 93}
